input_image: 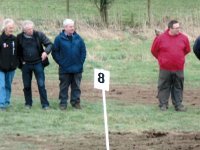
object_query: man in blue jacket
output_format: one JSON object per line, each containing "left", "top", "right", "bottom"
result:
{"left": 52, "top": 19, "right": 86, "bottom": 110}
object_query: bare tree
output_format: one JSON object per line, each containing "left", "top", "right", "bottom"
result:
{"left": 147, "top": 0, "right": 151, "bottom": 26}
{"left": 93, "top": 0, "right": 114, "bottom": 26}
{"left": 66, "top": 0, "right": 69, "bottom": 17}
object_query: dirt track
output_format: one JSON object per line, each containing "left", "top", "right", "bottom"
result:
{"left": 10, "top": 79, "right": 200, "bottom": 150}
{"left": 13, "top": 78, "right": 200, "bottom": 106}
{"left": 3, "top": 131, "right": 200, "bottom": 150}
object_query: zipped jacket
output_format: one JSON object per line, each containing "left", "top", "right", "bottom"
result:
{"left": 17, "top": 31, "right": 53, "bottom": 65}
{"left": 52, "top": 31, "right": 86, "bottom": 74}
{"left": 0, "top": 32, "right": 19, "bottom": 72}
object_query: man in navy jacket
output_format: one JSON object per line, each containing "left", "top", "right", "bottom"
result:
{"left": 52, "top": 19, "right": 86, "bottom": 110}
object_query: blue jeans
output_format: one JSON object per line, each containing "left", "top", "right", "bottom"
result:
{"left": 0, "top": 70, "right": 15, "bottom": 108}
{"left": 22, "top": 63, "right": 49, "bottom": 108}
{"left": 59, "top": 73, "right": 82, "bottom": 106}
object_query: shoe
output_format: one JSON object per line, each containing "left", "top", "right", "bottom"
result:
{"left": 72, "top": 103, "right": 82, "bottom": 109}
{"left": 0, "top": 107, "right": 6, "bottom": 111}
{"left": 59, "top": 105, "right": 67, "bottom": 110}
{"left": 25, "top": 105, "right": 31, "bottom": 109}
{"left": 175, "top": 105, "right": 187, "bottom": 112}
{"left": 160, "top": 105, "right": 167, "bottom": 111}
{"left": 42, "top": 106, "right": 49, "bottom": 110}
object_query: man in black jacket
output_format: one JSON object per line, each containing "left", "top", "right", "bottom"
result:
{"left": 0, "top": 18, "right": 18, "bottom": 111}
{"left": 17, "top": 20, "right": 53, "bottom": 109}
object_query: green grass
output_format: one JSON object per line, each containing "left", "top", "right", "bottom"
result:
{"left": 83, "top": 38, "right": 200, "bottom": 86}
{"left": 0, "top": 97, "right": 200, "bottom": 137}
{"left": 83, "top": 38, "right": 156, "bottom": 84}
{"left": 1, "top": 0, "right": 200, "bottom": 26}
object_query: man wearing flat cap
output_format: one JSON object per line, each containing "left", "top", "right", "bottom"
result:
{"left": 52, "top": 19, "right": 86, "bottom": 110}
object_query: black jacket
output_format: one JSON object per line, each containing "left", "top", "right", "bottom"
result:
{"left": 0, "top": 32, "right": 19, "bottom": 72}
{"left": 17, "top": 31, "right": 53, "bottom": 66}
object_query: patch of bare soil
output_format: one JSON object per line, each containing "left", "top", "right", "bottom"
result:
{"left": 2, "top": 131, "right": 200, "bottom": 150}
{"left": 13, "top": 78, "right": 200, "bottom": 106}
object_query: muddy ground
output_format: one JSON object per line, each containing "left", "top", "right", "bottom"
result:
{"left": 2, "top": 131, "right": 200, "bottom": 150}
{"left": 9, "top": 79, "right": 200, "bottom": 150}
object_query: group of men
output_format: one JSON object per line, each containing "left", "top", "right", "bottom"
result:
{"left": 0, "top": 18, "right": 86, "bottom": 111}
{"left": 0, "top": 18, "right": 196, "bottom": 112}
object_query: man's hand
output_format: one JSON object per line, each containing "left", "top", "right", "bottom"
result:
{"left": 41, "top": 52, "right": 48, "bottom": 61}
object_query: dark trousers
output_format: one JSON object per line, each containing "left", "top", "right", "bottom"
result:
{"left": 157, "top": 69, "right": 184, "bottom": 108}
{"left": 22, "top": 63, "right": 49, "bottom": 108}
{"left": 59, "top": 73, "right": 82, "bottom": 106}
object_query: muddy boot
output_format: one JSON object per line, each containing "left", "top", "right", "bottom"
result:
{"left": 175, "top": 105, "right": 187, "bottom": 112}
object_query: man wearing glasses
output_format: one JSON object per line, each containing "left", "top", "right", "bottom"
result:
{"left": 151, "top": 20, "right": 190, "bottom": 111}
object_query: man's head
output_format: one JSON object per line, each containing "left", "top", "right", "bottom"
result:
{"left": 1, "top": 18, "right": 15, "bottom": 36}
{"left": 63, "top": 19, "right": 75, "bottom": 35}
{"left": 22, "top": 20, "right": 34, "bottom": 36}
{"left": 168, "top": 20, "right": 180, "bottom": 35}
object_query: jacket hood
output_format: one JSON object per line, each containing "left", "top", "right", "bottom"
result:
{"left": 164, "top": 29, "right": 181, "bottom": 37}
{"left": 60, "top": 30, "right": 77, "bottom": 39}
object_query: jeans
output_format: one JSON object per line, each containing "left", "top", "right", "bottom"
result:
{"left": 22, "top": 62, "right": 49, "bottom": 108}
{"left": 157, "top": 69, "right": 184, "bottom": 108}
{"left": 0, "top": 70, "right": 15, "bottom": 108}
{"left": 59, "top": 73, "right": 82, "bottom": 106}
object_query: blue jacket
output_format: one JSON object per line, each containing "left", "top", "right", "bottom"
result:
{"left": 52, "top": 31, "right": 86, "bottom": 73}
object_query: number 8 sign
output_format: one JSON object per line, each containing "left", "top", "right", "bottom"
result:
{"left": 94, "top": 69, "right": 110, "bottom": 91}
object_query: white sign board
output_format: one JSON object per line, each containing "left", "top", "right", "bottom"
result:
{"left": 94, "top": 69, "right": 110, "bottom": 91}
{"left": 94, "top": 68, "right": 110, "bottom": 150}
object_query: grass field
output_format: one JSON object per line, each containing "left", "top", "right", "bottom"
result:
{"left": 1, "top": 97, "right": 200, "bottom": 135}
{"left": 1, "top": 0, "right": 200, "bottom": 149}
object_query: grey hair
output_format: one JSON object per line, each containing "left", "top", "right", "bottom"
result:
{"left": 1, "top": 18, "right": 15, "bottom": 32}
{"left": 22, "top": 20, "right": 34, "bottom": 31}
{"left": 63, "top": 19, "right": 74, "bottom": 27}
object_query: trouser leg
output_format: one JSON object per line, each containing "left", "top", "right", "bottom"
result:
{"left": 0, "top": 71, "right": 6, "bottom": 108}
{"left": 5, "top": 70, "right": 15, "bottom": 106}
{"left": 171, "top": 71, "right": 184, "bottom": 108}
{"left": 59, "top": 73, "right": 72, "bottom": 106}
{"left": 157, "top": 69, "right": 172, "bottom": 107}
{"left": 34, "top": 63, "right": 49, "bottom": 108}
{"left": 22, "top": 64, "right": 33, "bottom": 106}
{"left": 70, "top": 73, "right": 82, "bottom": 106}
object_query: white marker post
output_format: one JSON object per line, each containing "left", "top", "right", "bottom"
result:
{"left": 94, "top": 68, "right": 110, "bottom": 150}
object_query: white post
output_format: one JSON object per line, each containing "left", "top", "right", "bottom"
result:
{"left": 94, "top": 68, "right": 110, "bottom": 150}
{"left": 102, "top": 89, "right": 110, "bottom": 150}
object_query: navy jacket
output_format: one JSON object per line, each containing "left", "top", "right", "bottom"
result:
{"left": 193, "top": 36, "right": 200, "bottom": 60}
{"left": 52, "top": 31, "right": 86, "bottom": 73}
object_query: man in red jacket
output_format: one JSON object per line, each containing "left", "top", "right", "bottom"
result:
{"left": 151, "top": 20, "right": 190, "bottom": 111}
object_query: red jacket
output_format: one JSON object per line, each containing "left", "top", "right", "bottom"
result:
{"left": 151, "top": 29, "right": 190, "bottom": 71}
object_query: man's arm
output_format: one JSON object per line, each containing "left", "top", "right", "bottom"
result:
{"left": 38, "top": 32, "right": 53, "bottom": 54}
{"left": 184, "top": 37, "right": 191, "bottom": 55}
{"left": 80, "top": 39, "right": 86, "bottom": 64}
{"left": 51, "top": 36, "right": 61, "bottom": 65}
{"left": 151, "top": 36, "right": 159, "bottom": 59}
